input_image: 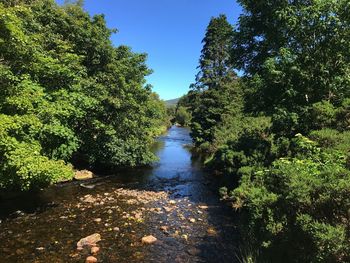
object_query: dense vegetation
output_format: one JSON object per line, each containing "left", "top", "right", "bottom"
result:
{"left": 188, "top": 1, "right": 350, "bottom": 262}
{"left": 167, "top": 96, "right": 191, "bottom": 127}
{"left": 0, "top": 0, "right": 168, "bottom": 190}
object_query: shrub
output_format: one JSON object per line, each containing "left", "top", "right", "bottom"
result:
{"left": 231, "top": 135, "right": 350, "bottom": 262}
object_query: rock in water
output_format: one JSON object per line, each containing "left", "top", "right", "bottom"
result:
{"left": 160, "top": 226, "right": 169, "bottom": 232}
{"left": 77, "top": 233, "right": 101, "bottom": 250}
{"left": 74, "top": 170, "right": 94, "bottom": 180}
{"left": 86, "top": 256, "right": 98, "bottom": 263}
{"left": 141, "top": 235, "right": 157, "bottom": 245}
{"left": 80, "top": 183, "right": 95, "bottom": 189}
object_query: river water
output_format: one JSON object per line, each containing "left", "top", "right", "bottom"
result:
{"left": 0, "top": 126, "right": 238, "bottom": 263}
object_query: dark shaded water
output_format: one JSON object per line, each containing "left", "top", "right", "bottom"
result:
{"left": 0, "top": 126, "right": 238, "bottom": 263}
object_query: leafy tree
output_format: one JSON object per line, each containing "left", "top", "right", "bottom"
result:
{"left": 234, "top": 0, "right": 350, "bottom": 121}
{"left": 175, "top": 106, "right": 191, "bottom": 127}
{"left": 189, "top": 1, "right": 350, "bottom": 261}
{"left": 0, "top": 0, "right": 167, "bottom": 190}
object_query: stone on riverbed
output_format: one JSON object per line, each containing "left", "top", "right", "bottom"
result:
{"left": 86, "top": 256, "right": 98, "bottom": 263}
{"left": 169, "top": 200, "right": 176, "bottom": 205}
{"left": 81, "top": 195, "right": 97, "bottom": 204}
{"left": 141, "top": 235, "right": 157, "bottom": 244}
{"left": 74, "top": 170, "right": 94, "bottom": 180}
{"left": 93, "top": 218, "right": 102, "bottom": 223}
{"left": 91, "top": 246, "right": 100, "bottom": 255}
{"left": 160, "top": 226, "right": 169, "bottom": 232}
{"left": 77, "top": 233, "right": 101, "bottom": 250}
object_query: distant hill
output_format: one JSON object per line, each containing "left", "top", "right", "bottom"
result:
{"left": 165, "top": 98, "right": 180, "bottom": 107}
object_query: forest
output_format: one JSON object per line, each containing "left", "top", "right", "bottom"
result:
{"left": 183, "top": 0, "right": 350, "bottom": 262}
{"left": 0, "top": 0, "right": 168, "bottom": 191}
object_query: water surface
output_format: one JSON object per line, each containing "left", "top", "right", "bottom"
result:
{"left": 0, "top": 126, "right": 238, "bottom": 263}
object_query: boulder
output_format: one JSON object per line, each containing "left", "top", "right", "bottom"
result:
{"left": 77, "top": 233, "right": 101, "bottom": 250}
{"left": 141, "top": 235, "right": 157, "bottom": 245}
{"left": 74, "top": 170, "right": 94, "bottom": 180}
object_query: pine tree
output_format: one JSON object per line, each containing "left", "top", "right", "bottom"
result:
{"left": 189, "top": 15, "right": 242, "bottom": 150}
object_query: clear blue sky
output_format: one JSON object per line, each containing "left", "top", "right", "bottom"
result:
{"left": 56, "top": 0, "right": 242, "bottom": 100}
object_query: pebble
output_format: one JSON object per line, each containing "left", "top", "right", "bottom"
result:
{"left": 90, "top": 246, "right": 100, "bottom": 255}
{"left": 86, "top": 256, "right": 98, "bottom": 263}
{"left": 94, "top": 218, "right": 102, "bottom": 223}
{"left": 163, "top": 206, "right": 172, "bottom": 212}
{"left": 160, "top": 226, "right": 169, "bottom": 232}
{"left": 77, "top": 233, "right": 101, "bottom": 250}
{"left": 207, "top": 227, "right": 217, "bottom": 236}
{"left": 113, "top": 227, "right": 120, "bottom": 232}
{"left": 141, "top": 235, "right": 157, "bottom": 244}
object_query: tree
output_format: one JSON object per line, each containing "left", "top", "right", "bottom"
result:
{"left": 0, "top": 0, "right": 167, "bottom": 190}
{"left": 189, "top": 15, "right": 242, "bottom": 150}
{"left": 234, "top": 0, "right": 350, "bottom": 124}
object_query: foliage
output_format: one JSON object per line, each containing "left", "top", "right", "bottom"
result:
{"left": 188, "top": 1, "right": 350, "bottom": 261}
{"left": 188, "top": 15, "right": 243, "bottom": 150}
{"left": 0, "top": 0, "right": 167, "bottom": 190}
{"left": 209, "top": 116, "right": 272, "bottom": 175}
{"left": 174, "top": 106, "right": 191, "bottom": 127}
{"left": 231, "top": 136, "right": 350, "bottom": 262}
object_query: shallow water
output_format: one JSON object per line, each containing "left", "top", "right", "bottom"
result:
{"left": 0, "top": 126, "right": 238, "bottom": 263}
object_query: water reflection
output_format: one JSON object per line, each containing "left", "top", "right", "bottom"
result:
{"left": 0, "top": 126, "right": 238, "bottom": 263}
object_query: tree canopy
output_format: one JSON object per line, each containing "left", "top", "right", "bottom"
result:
{"left": 0, "top": 0, "right": 167, "bottom": 190}
{"left": 187, "top": 1, "right": 350, "bottom": 261}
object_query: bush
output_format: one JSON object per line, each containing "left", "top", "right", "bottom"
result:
{"left": 209, "top": 116, "right": 272, "bottom": 175}
{"left": 231, "top": 135, "right": 350, "bottom": 262}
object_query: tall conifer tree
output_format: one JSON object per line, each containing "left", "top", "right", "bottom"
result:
{"left": 190, "top": 15, "right": 242, "bottom": 149}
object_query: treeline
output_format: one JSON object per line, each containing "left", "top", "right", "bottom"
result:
{"left": 167, "top": 96, "right": 191, "bottom": 127}
{"left": 0, "top": 0, "right": 168, "bottom": 191}
{"left": 186, "top": 1, "right": 350, "bottom": 262}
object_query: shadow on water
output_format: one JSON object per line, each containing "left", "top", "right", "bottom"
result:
{"left": 0, "top": 126, "right": 239, "bottom": 262}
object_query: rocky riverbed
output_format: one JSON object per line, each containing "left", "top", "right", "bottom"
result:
{"left": 0, "top": 126, "right": 238, "bottom": 263}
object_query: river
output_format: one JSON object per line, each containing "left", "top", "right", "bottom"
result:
{"left": 0, "top": 126, "right": 238, "bottom": 263}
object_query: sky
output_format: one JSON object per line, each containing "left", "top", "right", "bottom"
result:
{"left": 56, "top": 0, "right": 242, "bottom": 100}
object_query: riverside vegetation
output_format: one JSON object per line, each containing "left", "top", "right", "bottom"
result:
{"left": 183, "top": 1, "right": 350, "bottom": 262}
{"left": 1, "top": 0, "right": 350, "bottom": 262}
{"left": 0, "top": 0, "right": 168, "bottom": 191}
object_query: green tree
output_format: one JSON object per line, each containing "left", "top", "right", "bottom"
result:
{"left": 189, "top": 15, "right": 242, "bottom": 150}
{"left": 175, "top": 106, "right": 191, "bottom": 127}
{"left": 234, "top": 0, "right": 350, "bottom": 129}
{"left": 0, "top": 0, "right": 167, "bottom": 190}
